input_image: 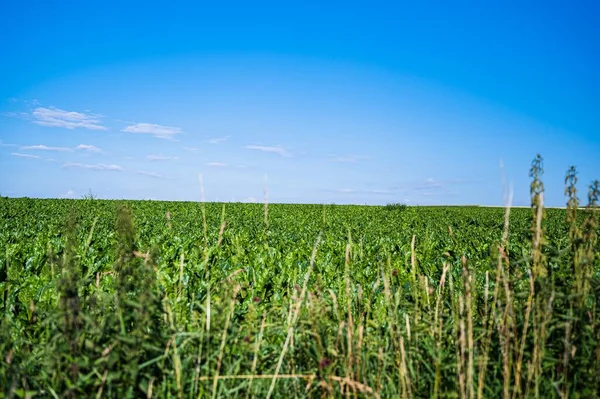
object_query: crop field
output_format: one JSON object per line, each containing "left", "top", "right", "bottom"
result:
{"left": 1, "top": 160, "right": 600, "bottom": 398}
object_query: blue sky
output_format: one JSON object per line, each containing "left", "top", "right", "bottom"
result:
{"left": 1, "top": 0, "right": 598, "bottom": 206}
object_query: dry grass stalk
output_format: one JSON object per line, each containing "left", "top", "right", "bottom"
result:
{"left": 344, "top": 241, "right": 356, "bottom": 397}
{"left": 198, "top": 374, "right": 381, "bottom": 399}
{"left": 172, "top": 335, "right": 183, "bottom": 399}
{"left": 217, "top": 220, "right": 227, "bottom": 246}
{"left": 462, "top": 257, "right": 474, "bottom": 399}
{"left": 246, "top": 312, "right": 267, "bottom": 399}
{"left": 266, "top": 235, "right": 321, "bottom": 399}
{"left": 512, "top": 270, "right": 534, "bottom": 399}
{"left": 95, "top": 369, "right": 108, "bottom": 399}
{"left": 498, "top": 255, "right": 513, "bottom": 399}
{"left": 433, "top": 262, "right": 450, "bottom": 399}
{"left": 212, "top": 284, "right": 242, "bottom": 399}
{"left": 458, "top": 295, "right": 467, "bottom": 399}
{"left": 477, "top": 182, "right": 512, "bottom": 399}
{"left": 399, "top": 336, "right": 412, "bottom": 399}
{"left": 147, "top": 377, "right": 154, "bottom": 399}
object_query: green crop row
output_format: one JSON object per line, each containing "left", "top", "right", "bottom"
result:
{"left": 0, "top": 155, "right": 599, "bottom": 398}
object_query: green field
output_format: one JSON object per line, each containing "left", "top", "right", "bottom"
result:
{"left": 1, "top": 163, "right": 599, "bottom": 398}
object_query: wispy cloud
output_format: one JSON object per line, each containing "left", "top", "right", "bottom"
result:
{"left": 147, "top": 155, "right": 179, "bottom": 162}
{"left": 62, "top": 162, "right": 123, "bottom": 171}
{"left": 21, "top": 144, "right": 73, "bottom": 152}
{"left": 1, "top": 111, "right": 29, "bottom": 119}
{"left": 391, "top": 178, "right": 474, "bottom": 193}
{"left": 76, "top": 144, "right": 102, "bottom": 153}
{"left": 11, "top": 152, "right": 42, "bottom": 159}
{"left": 62, "top": 189, "right": 75, "bottom": 199}
{"left": 32, "top": 107, "right": 106, "bottom": 130}
{"left": 244, "top": 144, "right": 291, "bottom": 157}
{"left": 321, "top": 187, "right": 393, "bottom": 196}
{"left": 206, "top": 162, "right": 228, "bottom": 167}
{"left": 183, "top": 147, "right": 202, "bottom": 153}
{"left": 123, "top": 123, "right": 182, "bottom": 139}
{"left": 0, "top": 140, "right": 18, "bottom": 147}
{"left": 17, "top": 143, "right": 103, "bottom": 153}
{"left": 369, "top": 189, "right": 393, "bottom": 194}
{"left": 329, "top": 154, "right": 368, "bottom": 164}
{"left": 137, "top": 170, "right": 169, "bottom": 179}
{"left": 414, "top": 178, "right": 445, "bottom": 190}
{"left": 207, "top": 136, "right": 229, "bottom": 144}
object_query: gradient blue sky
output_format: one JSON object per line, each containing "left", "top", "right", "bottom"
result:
{"left": 1, "top": 0, "right": 598, "bottom": 206}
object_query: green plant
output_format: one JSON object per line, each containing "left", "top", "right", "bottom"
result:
{"left": 0, "top": 156, "right": 598, "bottom": 398}
{"left": 384, "top": 202, "right": 408, "bottom": 211}
{"left": 82, "top": 189, "right": 97, "bottom": 201}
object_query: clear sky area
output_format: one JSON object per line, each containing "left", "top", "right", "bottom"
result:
{"left": 1, "top": 0, "right": 598, "bottom": 206}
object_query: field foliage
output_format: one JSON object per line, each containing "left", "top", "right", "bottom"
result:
{"left": 1, "top": 156, "right": 599, "bottom": 398}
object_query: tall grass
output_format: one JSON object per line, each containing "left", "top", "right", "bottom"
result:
{"left": 0, "top": 155, "right": 599, "bottom": 398}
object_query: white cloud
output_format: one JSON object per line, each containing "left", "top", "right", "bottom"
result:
{"left": 147, "top": 155, "right": 179, "bottom": 161}
{"left": 32, "top": 107, "right": 106, "bottom": 130}
{"left": 329, "top": 154, "right": 368, "bottom": 163}
{"left": 391, "top": 178, "right": 472, "bottom": 193}
{"left": 76, "top": 144, "right": 102, "bottom": 153}
{"left": 207, "top": 136, "right": 229, "bottom": 144}
{"left": 137, "top": 170, "right": 169, "bottom": 179}
{"left": 414, "top": 178, "right": 445, "bottom": 190}
{"left": 207, "top": 162, "right": 228, "bottom": 167}
{"left": 184, "top": 147, "right": 202, "bottom": 153}
{"left": 62, "top": 162, "right": 123, "bottom": 171}
{"left": 336, "top": 188, "right": 356, "bottom": 193}
{"left": 369, "top": 189, "right": 392, "bottom": 194}
{"left": 62, "top": 189, "right": 75, "bottom": 199}
{"left": 244, "top": 144, "right": 291, "bottom": 157}
{"left": 21, "top": 144, "right": 73, "bottom": 152}
{"left": 2, "top": 111, "right": 29, "bottom": 119}
{"left": 123, "top": 123, "right": 182, "bottom": 139}
{"left": 0, "top": 140, "right": 17, "bottom": 147}
{"left": 11, "top": 152, "right": 41, "bottom": 159}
